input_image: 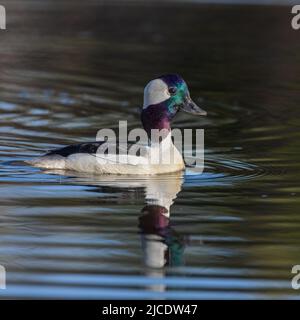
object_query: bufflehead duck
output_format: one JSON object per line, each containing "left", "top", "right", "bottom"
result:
{"left": 28, "top": 74, "right": 207, "bottom": 175}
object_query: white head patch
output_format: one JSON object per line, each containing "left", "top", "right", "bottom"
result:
{"left": 143, "top": 79, "right": 170, "bottom": 109}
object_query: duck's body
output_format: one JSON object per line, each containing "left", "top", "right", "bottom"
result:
{"left": 28, "top": 74, "right": 206, "bottom": 175}
{"left": 29, "top": 133, "right": 185, "bottom": 175}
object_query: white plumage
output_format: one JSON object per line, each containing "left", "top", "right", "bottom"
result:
{"left": 29, "top": 133, "right": 185, "bottom": 175}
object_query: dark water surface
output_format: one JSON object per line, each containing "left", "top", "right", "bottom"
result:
{"left": 0, "top": 1, "right": 300, "bottom": 299}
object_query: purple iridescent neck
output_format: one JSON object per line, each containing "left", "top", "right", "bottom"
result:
{"left": 141, "top": 102, "right": 176, "bottom": 138}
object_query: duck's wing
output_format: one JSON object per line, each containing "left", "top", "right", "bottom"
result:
{"left": 46, "top": 141, "right": 149, "bottom": 158}
{"left": 46, "top": 141, "right": 105, "bottom": 157}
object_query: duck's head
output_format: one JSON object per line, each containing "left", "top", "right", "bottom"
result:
{"left": 141, "top": 74, "right": 207, "bottom": 136}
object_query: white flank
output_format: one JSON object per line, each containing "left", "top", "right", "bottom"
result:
{"left": 28, "top": 134, "right": 185, "bottom": 175}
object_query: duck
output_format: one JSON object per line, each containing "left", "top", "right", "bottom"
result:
{"left": 28, "top": 74, "right": 207, "bottom": 175}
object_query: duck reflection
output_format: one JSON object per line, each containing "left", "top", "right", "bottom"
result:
{"left": 139, "top": 205, "right": 186, "bottom": 268}
{"left": 43, "top": 169, "right": 186, "bottom": 291}
{"left": 138, "top": 175, "right": 185, "bottom": 270}
{"left": 134, "top": 174, "right": 185, "bottom": 293}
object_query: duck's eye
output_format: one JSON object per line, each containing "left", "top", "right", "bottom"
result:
{"left": 168, "top": 87, "right": 177, "bottom": 95}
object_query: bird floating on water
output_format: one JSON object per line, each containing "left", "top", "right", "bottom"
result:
{"left": 28, "top": 74, "right": 207, "bottom": 174}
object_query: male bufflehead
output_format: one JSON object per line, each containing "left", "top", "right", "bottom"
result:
{"left": 29, "top": 74, "right": 207, "bottom": 174}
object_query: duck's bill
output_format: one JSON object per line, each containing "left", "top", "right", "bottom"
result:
{"left": 181, "top": 99, "right": 207, "bottom": 116}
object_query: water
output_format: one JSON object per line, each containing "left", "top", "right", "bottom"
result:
{"left": 0, "top": 1, "right": 300, "bottom": 299}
